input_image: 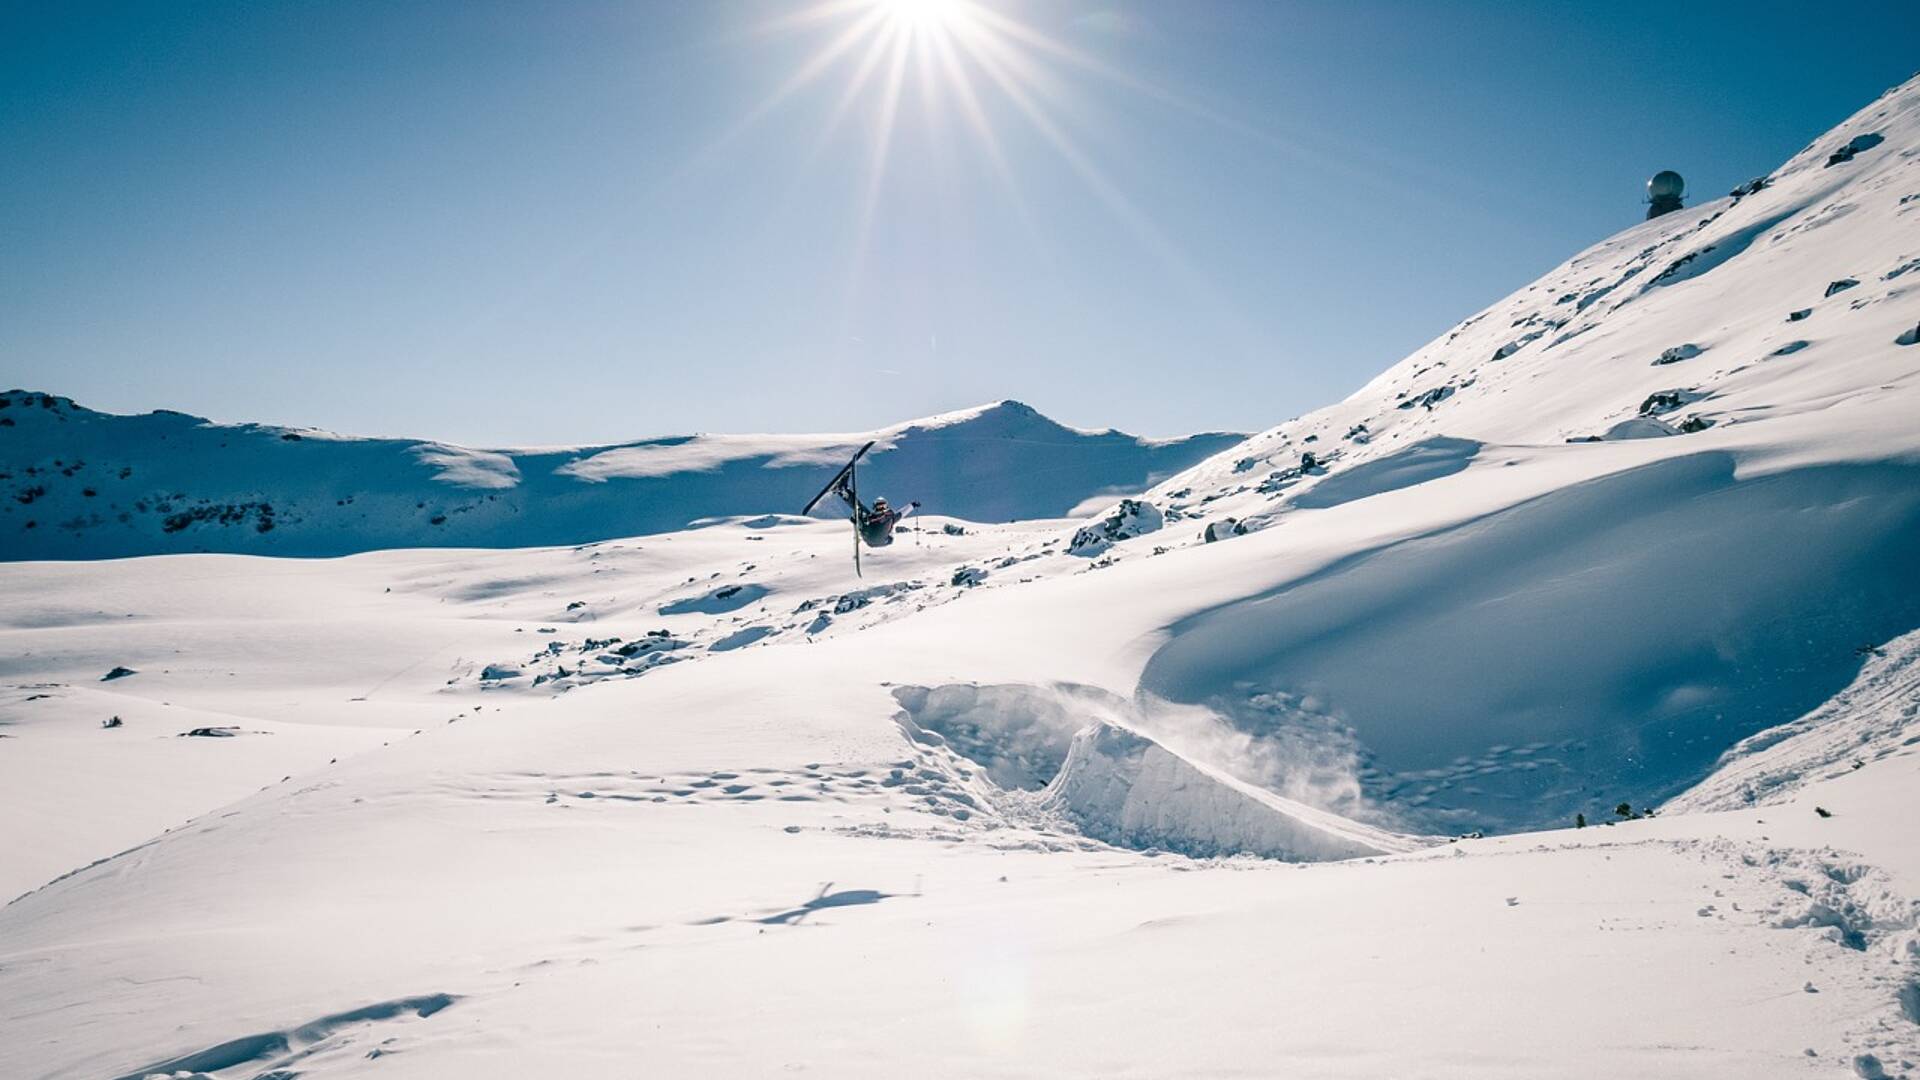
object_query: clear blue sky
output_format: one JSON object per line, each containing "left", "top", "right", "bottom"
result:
{"left": 4, "top": 1, "right": 1916, "bottom": 445}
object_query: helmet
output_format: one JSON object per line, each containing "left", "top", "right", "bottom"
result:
{"left": 873, "top": 496, "right": 889, "bottom": 511}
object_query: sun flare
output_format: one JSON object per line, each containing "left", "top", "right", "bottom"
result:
{"left": 875, "top": 0, "right": 974, "bottom": 34}
{"left": 750, "top": 0, "right": 1102, "bottom": 212}
{"left": 729, "top": 0, "right": 1230, "bottom": 309}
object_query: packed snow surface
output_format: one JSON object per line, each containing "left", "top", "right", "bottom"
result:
{"left": 6, "top": 74, "right": 1920, "bottom": 1079}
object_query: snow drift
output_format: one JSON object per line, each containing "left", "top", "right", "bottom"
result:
{"left": 1142, "top": 455, "right": 1920, "bottom": 834}
{"left": 894, "top": 682, "right": 1408, "bottom": 860}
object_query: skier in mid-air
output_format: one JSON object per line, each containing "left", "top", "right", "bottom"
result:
{"left": 830, "top": 481, "right": 914, "bottom": 548}
{"left": 799, "top": 441, "right": 916, "bottom": 573}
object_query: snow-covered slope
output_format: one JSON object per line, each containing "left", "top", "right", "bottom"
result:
{"left": 1080, "top": 74, "right": 1920, "bottom": 836}
{"left": 5, "top": 75, "right": 1920, "bottom": 1080}
{"left": 0, "top": 395, "right": 1242, "bottom": 560}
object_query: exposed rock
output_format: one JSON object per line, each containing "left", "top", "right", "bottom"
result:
{"left": 1203, "top": 518, "right": 1248, "bottom": 543}
{"left": 1652, "top": 344, "right": 1703, "bottom": 366}
{"left": 833, "top": 580, "right": 924, "bottom": 613}
{"left": 1882, "top": 257, "right": 1920, "bottom": 281}
{"left": 1822, "top": 132, "right": 1883, "bottom": 167}
{"left": 613, "top": 636, "right": 685, "bottom": 658}
{"left": 1639, "top": 389, "right": 1701, "bottom": 417}
{"left": 1397, "top": 386, "right": 1455, "bottom": 411}
{"left": 1069, "top": 499, "right": 1164, "bottom": 556}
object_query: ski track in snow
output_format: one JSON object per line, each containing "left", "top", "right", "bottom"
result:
{"left": 6, "top": 72, "right": 1920, "bottom": 1080}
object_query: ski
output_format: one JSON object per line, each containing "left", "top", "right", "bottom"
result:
{"left": 800, "top": 440, "right": 876, "bottom": 516}
{"left": 849, "top": 448, "right": 862, "bottom": 579}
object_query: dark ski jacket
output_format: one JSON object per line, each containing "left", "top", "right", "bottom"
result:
{"left": 859, "top": 506, "right": 902, "bottom": 547}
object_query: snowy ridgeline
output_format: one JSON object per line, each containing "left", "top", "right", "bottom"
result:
{"left": 1055, "top": 71, "right": 1920, "bottom": 837}
{"left": 5, "top": 75, "right": 1920, "bottom": 1080}
{"left": 0, "top": 395, "right": 1243, "bottom": 559}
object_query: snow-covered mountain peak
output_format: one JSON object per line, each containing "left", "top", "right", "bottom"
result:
{"left": 0, "top": 390, "right": 1242, "bottom": 559}
{"left": 1145, "top": 72, "right": 1920, "bottom": 530}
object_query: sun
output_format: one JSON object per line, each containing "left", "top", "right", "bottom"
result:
{"left": 721, "top": 0, "right": 1231, "bottom": 305}
{"left": 875, "top": 0, "right": 973, "bottom": 34}
{"left": 745, "top": 0, "right": 1072, "bottom": 193}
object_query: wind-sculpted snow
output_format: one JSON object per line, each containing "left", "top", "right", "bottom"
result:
{"left": 891, "top": 683, "right": 1087, "bottom": 790}
{"left": 1141, "top": 456, "right": 1920, "bottom": 834}
{"left": 1285, "top": 436, "right": 1479, "bottom": 510}
{"left": 0, "top": 396, "right": 1242, "bottom": 560}
{"left": 110, "top": 993, "right": 458, "bottom": 1080}
{"left": 1670, "top": 626, "right": 1920, "bottom": 814}
{"left": 1039, "top": 722, "right": 1400, "bottom": 861}
{"left": 892, "top": 682, "right": 1408, "bottom": 860}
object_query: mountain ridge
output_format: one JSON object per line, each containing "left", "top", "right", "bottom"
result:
{"left": 0, "top": 392, "right": 1244, "bottom": 560}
